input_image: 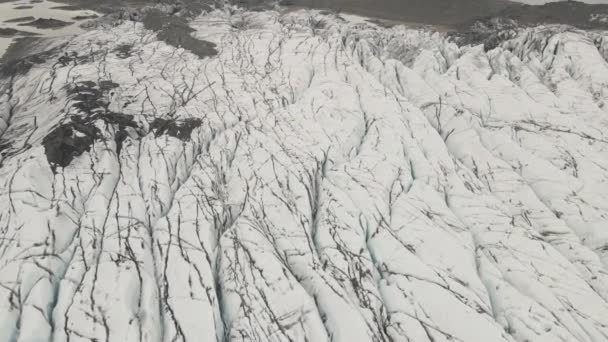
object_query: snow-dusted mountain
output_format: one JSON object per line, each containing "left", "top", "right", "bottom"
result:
{"left": 2, "top": 3, "right": 608, "bottom": 342}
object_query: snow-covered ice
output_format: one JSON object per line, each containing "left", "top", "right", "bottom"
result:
{"left": 1, "top": 7, "right": 608, "bottom": 342}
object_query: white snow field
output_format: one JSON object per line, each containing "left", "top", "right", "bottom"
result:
{"left": 2, "top": 7, "right": 608, "bottom": 342}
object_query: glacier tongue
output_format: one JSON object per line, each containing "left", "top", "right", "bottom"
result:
{"left": 1, "top": 8, "right": 608, "bottom": 342}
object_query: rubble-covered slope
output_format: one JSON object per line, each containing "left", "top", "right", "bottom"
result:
{"left": 1, "top": 8, "right": 608, "bottom": 342}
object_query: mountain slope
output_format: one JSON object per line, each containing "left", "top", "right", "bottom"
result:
{"left": 1, "top": 7, "right": 608, "bottom": 342}
{"left": 274, "top": 0, "right": 511, "bottom": 25}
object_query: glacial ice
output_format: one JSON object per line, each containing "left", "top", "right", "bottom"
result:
{"left": 1, "top": 8, "right": 608, "bottom": 342}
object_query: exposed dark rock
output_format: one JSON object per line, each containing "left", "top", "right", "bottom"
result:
{"left": 42, "top": 117, "right": 102, "bottom": 172}
{"left": 449, "top": 17, "right": 519, "bottom": 51}
{"left": 50, "top": 5, "right": 84, "bottom": 10}
{"left": 42, "top": 81, "right": 115, "bottom": 171}
{"left": 40, "top": 0, "right": 608, "bottom": 31}
{"left": 18, "top": 18, "right": 73, "bottom": 29}
{"left": 0, "top": 140, "right": 12, "bottom": 159}
{"left": 13, "top": 5, "right": 33, "bottom": 9}
{"left": 142, "top": 9, "right": 217, "bottom": 59}
{"left": 450, "top": 1, "right": 608, "bottom": 50}
{"left": 113, "top": 128, "right": 130, "bottom": 156}
{"left": 112, "top": 43, "right": 133, "bottom": 59}
{"left": 0, "top": 38, "right": 62, "bottom": 78}
{"left": 0, "top": 28, "right": 40, "bottom": 38}
{"left": 57, "top": 51, "right": 97, "bottom": 66}
{"left": 67, "top": 80, "right": 116, "bottom": 113}
{"left": 149, "top": 117, "right": 202, "bottom": 141}
{"left": 72, "top": 14, "right": 99, "bottom": 20}
{"left": 493, "top": 1, "right": 608, "bottom": 30}
{"left": 42, "top": 80, "right": 145, "bottom": 171}
{"left": 102, "top": 112, "right": 140, "bottom": 155}
{"left": 101, "top": 112, "right": 138, "bottom": 129}
{"left": 50, "top": 0, "right": 216, "bottom": 16}
{"left": 278, "top": 0, "right": 510, "bottom": 26}
{"left": 4, "top": 16, "right": 36, "bottom": 23}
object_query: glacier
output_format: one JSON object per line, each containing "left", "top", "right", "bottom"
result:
{"left": 1, "top": 6, "right": 608, "bottom": 342}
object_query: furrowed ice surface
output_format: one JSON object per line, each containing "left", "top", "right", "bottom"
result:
{"left": 1, "top": 7, "right": 608, "bottom": 342}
